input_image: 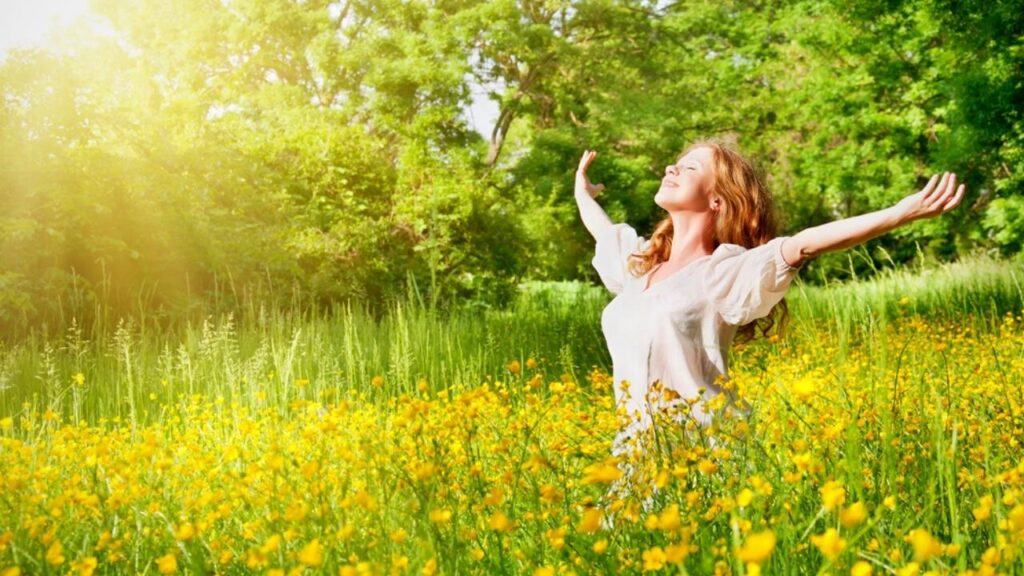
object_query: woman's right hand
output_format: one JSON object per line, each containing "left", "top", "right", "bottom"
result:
{"left": 576, "top": 149, "right": 606, "bottom": 199}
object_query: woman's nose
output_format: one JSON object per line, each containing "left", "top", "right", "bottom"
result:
{"left": 665, "top": 166, "right": 675, "bottom": 176}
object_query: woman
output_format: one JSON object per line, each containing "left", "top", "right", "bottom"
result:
{"left": 575, "top": 138, "right": 965, "bottom": 504}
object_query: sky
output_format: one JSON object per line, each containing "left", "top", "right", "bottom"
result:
{"left": 0, "top": 0, "right": 501, "bottom": 138}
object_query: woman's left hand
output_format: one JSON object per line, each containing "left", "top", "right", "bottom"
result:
{"left": 895, "top": 171, "right": 966, "bottom": 223}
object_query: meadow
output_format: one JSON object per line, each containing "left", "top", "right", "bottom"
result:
{"left": 1, "top": 251, "right": 1024, "bottom": 575}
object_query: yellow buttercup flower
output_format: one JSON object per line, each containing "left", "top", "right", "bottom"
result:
{"left": 582, "top": 460, "right": 623, "bottom": 484}
{"left": 297, "top": 538, "right": 323, "bottom": 567}
{"left": 173, "top": 522, "right": 195, "bottom": 541}
{"left": 488, "top": 511, "right": 513, "bottom": 532}
{"left": 811, "top": 528, "right": 846, "bottom": 560}
{"left": 736, "top": 530, "right": 776, "bottom": 565}
{"left": 697, "top": 459, "right": 718, "bottom": 475}
{"left": 578, "top": 507, "right": 602, "bottom": 534}
{"left": 820, "top": 480, "right": 846, "bottom": 511}
{"left": 71, "top": 556, "right": 98, "bottom": 576}
{"left": 430, "top": 508, "right": 452, "bottom": 524}
{"left": 895, "top": 562, "right": 920, "bottom": 576}
{"left": 657, "top": 504, "right": 681, "bottom": 531}
{"left": 840, "top": 501, "right": 867, "bottom": 527}
{"left": 851, "top": 560, "right": 873, "bottom": 576}
{"left": 792, "top": 376, "right": 816, "bottom": 400}
{"left": 906, "top": 528, "right": 942, "bottom": 563}
{"left": 973, "top": 495, "right": 993, "bottom": 522}
{"left": 642, "top": 546, "right": 666, "bottom": 571}
{"left": 155, "top": 553, "right": 177, "bottom": 575}
{"left": 737, "top": 488, "right": 754, "bottom": 507}
{"left": 45, "top": 541, "right": 65, "bottom": 566}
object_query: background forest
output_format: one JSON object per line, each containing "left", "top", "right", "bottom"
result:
{"left": 2, "top": 0, "right": 1022, "bottom": 336}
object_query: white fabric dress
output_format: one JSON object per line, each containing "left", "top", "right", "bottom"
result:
{"left": 592, "top": 222, "right": 803, "bottom": 456}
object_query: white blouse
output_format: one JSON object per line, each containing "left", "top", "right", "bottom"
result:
{"left": 592, "top": 222, "right": 802, "bottom": 451}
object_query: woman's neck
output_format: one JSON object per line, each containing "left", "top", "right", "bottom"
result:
{"left": 666, "top": 210, "right": 716, "bottom": 262}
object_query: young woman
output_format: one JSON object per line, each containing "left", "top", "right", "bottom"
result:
{"left": 575, "top": 138, "right": 965, "bottom": 496}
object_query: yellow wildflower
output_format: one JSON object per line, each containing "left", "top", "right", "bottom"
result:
{"left": 737, "top": 488, "right": 754, "bottom": 507}
{"left": 820, "top": 480, "right": 845, "bottom": 511}
{"left": 697, "top": 459, "right": 718, "bottom": 475}
{"left": 973, "top": 495, "right": 993, "bottom": 522}
{"left": 488, "top": 511, "right": 513, "bottom": 532}
{"left": 45, "top": 541, "right": 65, "bottom": 566}
{"left": 895, "top": 562, "right": 919, "bottom": 576}
{"left": 981, "top": 547, "right": 999, "bottom": 565}
{"left": 297, "top": 538, "right": 323, "bottom": 567}
{"left": 810, "top": 528, "right": 846, "bottom": 560}
{"left": 155, "top": 553, "right": 177, "bottom": 575}
{"left": 71, "top": 556, "right": 98, "bottom": 576}
{"left": 736, "top": 530, "right": 776, "bottom": 565}
{"left": 840, "top": 501, "right": 867, "bottom": 527}
{"left": 642, "top": 546, "right": 666, "bottom": 571}
{"left": 851, "top": 560, "right": 873, "bottom": 576}
{"left": 173, "top": 522, "right": 195, "bottom": 541}
{"left": 906, "top": 528, "right": 942, "bottom": 563}
{"left": 665, "top": 543, "right": 688, "bottom": 563}
{"left": 582, "top": 460, "right": 623, "bottom": 485}
{"left": 792, "top": 376, "right": 816, "bottom": 400}
{"left": 578, "top": 508, "right": 602, "bottom": 534}
{"left": 657, "top": 504, "right": 681, "bottom": 531}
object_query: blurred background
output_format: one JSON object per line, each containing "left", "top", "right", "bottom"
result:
{"left": 1, "top": 0, "right": 1022, "bottom": 339}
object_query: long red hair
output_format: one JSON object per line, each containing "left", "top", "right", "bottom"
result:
{"left": 627, "top": 137, "right": 791, "bottom": 343}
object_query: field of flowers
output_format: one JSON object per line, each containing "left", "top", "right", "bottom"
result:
{"left": 1, "top": 256, "right": 1023, "bottom": 575}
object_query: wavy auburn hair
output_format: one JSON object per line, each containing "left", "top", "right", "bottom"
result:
{"left": 627, "top": 137, "right": 791, "bottom": 344}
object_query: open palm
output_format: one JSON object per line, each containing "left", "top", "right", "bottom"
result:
{"left": 896, "top": 171, "right": 965, "bottom": 223}
{"left": 576, "top": 150, "right": 606, "bottom": 198}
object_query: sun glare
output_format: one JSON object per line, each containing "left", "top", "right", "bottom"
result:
{"left": 0, "top": 0, "right": 91, "bottom": 58}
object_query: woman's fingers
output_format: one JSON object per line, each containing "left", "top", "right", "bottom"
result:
{"left": 935, "top": 172, "right": 957, "bottom": 206}
{"left": 925, "top": 172, "right": 949, "bottom": 204}
{"left": 577, "top": 150, "right": 590, "bottom": 172}
{"left": 578, "top": 149, "right": 597, "bottom": 174}
{"left": 944, "top": 184, "right": 966, "bottom": 211}
{"left": 920, "top": 173, "right": 941, "bottom": 202}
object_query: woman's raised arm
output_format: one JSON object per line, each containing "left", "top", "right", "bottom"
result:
{"left": 574, "top": 150, "right": 614, "bottom": 242}
{"left": 780, "top": 171, "right": 966, "bottom": 268}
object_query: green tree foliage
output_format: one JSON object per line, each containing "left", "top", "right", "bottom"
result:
{"left": 0, "top": 0, "right": 1020, "bottom": 334}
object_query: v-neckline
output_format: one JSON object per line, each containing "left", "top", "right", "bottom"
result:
{"left": 642, "top": 254, "right": 713, "bottom": 294}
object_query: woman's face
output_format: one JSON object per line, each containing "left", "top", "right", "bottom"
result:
{"left": 655, "top": 146, "right": 717, "bottom": 213}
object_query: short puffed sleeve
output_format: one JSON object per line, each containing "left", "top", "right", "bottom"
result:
{"left": 591, "top": 222, "right": 646, "bottom": 295}
{"left": 703, "top": 236, "right": 803, "bottom": 326}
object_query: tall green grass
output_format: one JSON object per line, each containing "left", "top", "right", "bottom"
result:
{"left": 1, "top": 251, "right": 1021, "bottom": 427}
